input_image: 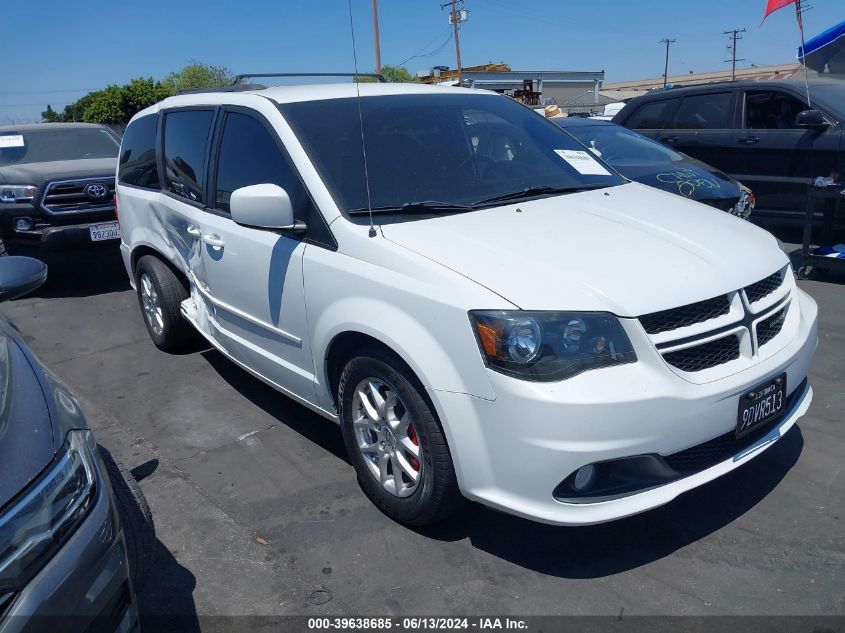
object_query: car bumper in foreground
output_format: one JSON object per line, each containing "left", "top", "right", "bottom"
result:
{"left": 432, "top": 288, "right": 818, "bottom": 526}
{"left": 0, "top": 452, "right": 138, "bottom": 633}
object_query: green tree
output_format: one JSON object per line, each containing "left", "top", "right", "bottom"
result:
{"left": 82, "top": 85, "right": 125, "bottom": 124}
{"left": 123, "top": 77, "right": 174, "bottom": 119}
{"left": 41, "top": 104, "right": 62, "bottom": 122}
{"left": 62, "top": 93, "right": 93, "bottom": 122}
{"left": 355, "top": 64, "right": 416, "bottom": 83}
{"left": 164, "top": 60, "right": 233, "bottom": 92}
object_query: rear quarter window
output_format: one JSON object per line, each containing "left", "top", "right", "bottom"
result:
{"left": 623, "top": 99, "right": 680, "bottom": 130}
{"left": 119, "top": 114, "right": 160, "bottom": 189}
{"left": 163, "top": 110, "right": 214, "bottom": 204}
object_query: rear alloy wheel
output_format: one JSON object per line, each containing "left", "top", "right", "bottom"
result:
{"left": 339, "top": 350, "right": 462, "bottom": 525}
{"left": 134, "top": 255, "right": 201, "bottom": 352}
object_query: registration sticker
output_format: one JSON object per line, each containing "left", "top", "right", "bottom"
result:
{"left": 554, "top": 149, "right": 611, "bottom": 176}
{"left": 0, "top": 134, "right": 25, "bottom": 148}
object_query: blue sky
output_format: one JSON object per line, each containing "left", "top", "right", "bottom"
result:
{"left": 0, "top": 0, "right": 840, "bottom": 122}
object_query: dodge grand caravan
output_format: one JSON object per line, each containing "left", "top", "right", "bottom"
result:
{"left": 116, "top": 82, "right": 817, "bottom": 526}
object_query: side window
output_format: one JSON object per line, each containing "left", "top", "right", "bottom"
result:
{"left": 118, "top": 114, "right": 159, "bottom": 189}
{"left": 214, "top": 112, "right": 306, "bottom": 217}
{"left": 163, "top": 110, "right": 214, "bottom": 204}
{"left": 674, "top": 93, "right": 732, "bottom": 130}
{"left": 744, "top": 90, "right": 808, "bottom": 130}
{"left": 624, "top": 99, "right": 680, "bottom": 130}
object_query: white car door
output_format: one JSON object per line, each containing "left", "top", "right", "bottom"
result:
{"left": 191, "top": 109, "right": 318, "bottom": 404}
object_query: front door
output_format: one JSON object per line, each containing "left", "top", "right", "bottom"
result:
{"left": 193, "top": 109, "right": 317, "bottom": 403}
{"left": 735, "top": 88, "right": 840, "bottom": 213}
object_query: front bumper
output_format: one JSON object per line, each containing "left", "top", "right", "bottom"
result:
{"left": 432, "top": 288, "right": 818, "bottom": 526}
{"left": 0, "top": 451, "right": 138, "bottom": 633}
{"left": 0, "top": 204, "right": 118, "bottom": 252}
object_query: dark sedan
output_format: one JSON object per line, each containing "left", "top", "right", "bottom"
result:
{"left": 551, "top": 117, "right": 754, "bottom": 217}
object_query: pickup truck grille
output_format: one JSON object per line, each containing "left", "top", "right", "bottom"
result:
{"left": 40, "top": 178, "right": 115, "bottom": 215}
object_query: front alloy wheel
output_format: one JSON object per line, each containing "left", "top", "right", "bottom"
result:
{"left": 351, "top": 378, "right": 422, "bottom": 498}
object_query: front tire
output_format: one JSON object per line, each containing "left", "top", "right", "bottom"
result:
{"left": 134, "top": 255, "right": 198, "bottom": 352}
{"left": 338, "top": 349, "right": 462, "bottom": 526}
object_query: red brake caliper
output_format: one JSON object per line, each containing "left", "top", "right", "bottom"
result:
{"left": 407, "top": 424, "right": 421, "bottom": 471}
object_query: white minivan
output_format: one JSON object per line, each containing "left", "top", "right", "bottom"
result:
{"left": 116, "top": 81, "right": 817, "bottom": 526}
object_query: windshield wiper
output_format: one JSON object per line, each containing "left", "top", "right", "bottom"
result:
{"left": 473, "top": 184, "right": 608, "bottom": 208}
{"left": 348, "top": 201, "right": 476, "bottom": 215}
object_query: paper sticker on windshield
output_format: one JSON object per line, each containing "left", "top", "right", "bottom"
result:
{"left": 0, "top": 134, "right": 24, "bottom": 149}
{"left": 554, "top": 149, "right": 610, "bottom": 176}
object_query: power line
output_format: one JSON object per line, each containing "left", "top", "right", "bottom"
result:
{"left": 396, "top": 27, "right": 453, "bottom": 68}
{"left": 723, "top": 28, "right": 746, "bottom": 80}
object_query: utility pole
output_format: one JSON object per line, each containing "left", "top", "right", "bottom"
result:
{"left": 660, "top": 38, "right": 676, "bottom": 89}
{"left": 442, "top": 0, "right": 467, "bottom": 86}
{"left": 723, "top": 28, "right": 746, "bottom": 80}
{"left": 372, "top": 0, "right": 382, "bottom": 75}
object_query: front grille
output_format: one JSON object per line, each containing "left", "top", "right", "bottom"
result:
{"left": 41, "top": 178, "right": 115, "bottom": 215}
{"left": 664, "top": 380, "right": 805, "bottom": 473}
{"left": 757, "top": 305, "right": 788, "bottom": 347}
{"left": 639, "top": 295, "right": 731, "bottom": 335}
{"left": 663, "top": 335, "right": 740, "bottom": 372}
{"left": 744, "top": 271, "right": 783, "bottom": 304}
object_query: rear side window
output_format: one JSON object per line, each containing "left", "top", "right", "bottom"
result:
{"left": 624, "top": 99, "right": 679, "bottom": 130}
{"left": 163, "top": 110, "right": 214, "bottom": 204}
{"left": 118, "top": 114, "right": 159, "bottom": 189}
{"left": 744, "top": 90, "right": 808, "bottom": 129}
{"left": 674, "top": 93, "right": 732, "bottom": 130}
{"left": 214, "top": 112, "right": 306, "bottom": 216}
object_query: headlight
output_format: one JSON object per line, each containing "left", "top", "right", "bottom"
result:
{"left": 469, "top": 311, "right": 637, "bottom": 381}
{"left": 0, "top": 431, "right": 98, "bottom": 593}
{"left": 0, "top": 185, "right": 36, "bottom": 203}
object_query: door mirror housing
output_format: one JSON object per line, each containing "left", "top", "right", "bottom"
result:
{"left": 230, "top": 184, "right": 306, "bottom": 233}
{"left": 795, "top": 109, "right": 827, "bottom": 130}
{"left": 0, "top": 256, "right": 47, "bottom": 302}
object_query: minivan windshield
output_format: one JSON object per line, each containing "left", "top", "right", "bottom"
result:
{"left": 279, "top": 93, "right": 624, "bottom": 219}
{"left": 0, "top": 127, "right": 119, "bottom": 167}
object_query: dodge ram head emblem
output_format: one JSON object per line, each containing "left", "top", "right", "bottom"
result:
{"left": 84, "top": 183, "right": 109, "bottom": 199}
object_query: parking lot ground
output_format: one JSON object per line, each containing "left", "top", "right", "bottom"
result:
{"left": 4, "top": 242, "right": 844, "bottom": 625}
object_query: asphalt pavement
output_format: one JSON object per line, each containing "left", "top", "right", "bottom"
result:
{"left": 4, "top": 231, "right": 843, "bottom": 627}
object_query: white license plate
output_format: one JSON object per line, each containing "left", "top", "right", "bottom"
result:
{"left": 89, "top": 221, "right": 121, "bottom": 242}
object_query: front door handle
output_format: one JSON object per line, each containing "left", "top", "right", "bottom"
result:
{"left": 660, "top": 136, "right": 680, "bottom": 144}
{"left": 202, "top": 233, "right": 225, "bottom": 249}
{"left": 737, "top": 136, "right": 760, "bottom": 145}
{"left": 185, "top": 224, "right": 201, "bottom": 237}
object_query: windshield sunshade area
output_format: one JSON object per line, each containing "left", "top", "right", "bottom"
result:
{"left": 563, "top": 125, "right": 686, "bottom": 166}
{"left": 0, "top": 128, "right": 119, "bottom": 167}
{"left": 279, "top": 93, "right": 624, "bottom": 220}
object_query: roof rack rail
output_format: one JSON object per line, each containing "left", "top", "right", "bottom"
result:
{"left": 231, "top": 72, "right": 386, "bottom": 84}
{"left": 177, "top": 83, "right": 267, "bottom": 95}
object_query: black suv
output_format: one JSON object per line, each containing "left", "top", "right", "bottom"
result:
{"left": 613, "top": 80, "right": 845, "bottom": 216}
{"left": 0, "top": 123, "right": 121, "bottom": 253}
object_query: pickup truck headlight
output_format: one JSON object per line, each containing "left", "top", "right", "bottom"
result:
{"left": 470, "top": 311, "right": 637, "bottom": 381}
{"left": 0, "top": 185, "right": 36, "bottom": 203}
{"left": 0, "top": 431, "right": 98, "bottom": 593}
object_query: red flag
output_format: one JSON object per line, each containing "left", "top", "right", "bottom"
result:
{"left": 762, "top": 0, "right": 796, "bottom": 22}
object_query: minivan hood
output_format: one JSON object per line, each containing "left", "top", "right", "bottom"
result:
{"left": 381, "top": 182, "right": 786, "bottom": 316}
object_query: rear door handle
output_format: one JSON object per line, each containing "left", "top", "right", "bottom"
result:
{"left": 660, "top": 136, "right": 679, "bottom": 144}
{"left": 202, "top": 233, "right": 225, "bottom": 249}
{"left": 185, "top": 224, "right": 201, "bottom": 237}
{"left": 738, "top": 136, "right": 760, "bottom": 145}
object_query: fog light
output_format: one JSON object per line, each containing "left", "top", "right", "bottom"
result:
{"left": 573, "top": 464, "right": 596, "bottom": 491}
{"left": 14, "top": 217, "right": 33, "bottom": 231}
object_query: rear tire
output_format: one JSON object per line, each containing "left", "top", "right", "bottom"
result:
{"left": 99, "top": 447, "right": 155, "bottom": 589}
{"left": 134, "top": 255, "right": 199, "bottom": 352}
{"left": 338, "top": 348, "right": 463, "bottom": 526}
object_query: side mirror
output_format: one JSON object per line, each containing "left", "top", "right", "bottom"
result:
{"left": 795, "top": 109, "right": 827, "bottom": 130}
{"left": 230, "top": 184, "right": 306, "bottom": 233}
{"left": 0, "top": 256, "right": 47, "bottom": 302}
